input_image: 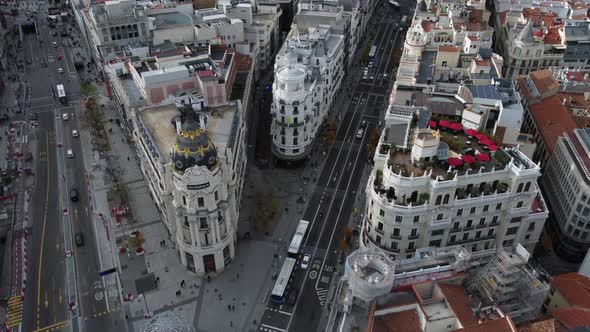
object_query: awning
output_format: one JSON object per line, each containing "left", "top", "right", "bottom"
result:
{"left": 464, "top": 128, "right": 478, "bottom": 136}
{"left": 461, "top": 155, "right": 476, "bottom": 164}
{"left": 439, "top": 120, "right": 450, "bottom": 128}
{"left": 449, "top": 123, "right": 462, "bottom": 131}
{"left": 475, "top": 134, "right": 487, "bottom": 141}
{"left": 480, "top": 139, "right": 495, "bottom": 146}
{"left": 476, "top": 153, "right": 490, "bottom": 162}
{"left": 448, "top": 157, "right": 463, "bottom": 166}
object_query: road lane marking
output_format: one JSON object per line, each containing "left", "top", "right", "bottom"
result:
{"left": 32, "top": 320, "right": 69, "bottom": 332}
{"left": 36, "top": 131, "right": 50, "bottom": 330}
{"left": 261, "top": 324, "right": 286, "bottom": 332}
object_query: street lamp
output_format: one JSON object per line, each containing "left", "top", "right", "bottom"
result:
{"left": 138, "top": 294, "right": 152, "bottom": 319}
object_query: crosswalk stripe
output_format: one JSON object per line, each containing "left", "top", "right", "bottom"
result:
{"left": 6, "top": 296, "right": 23, "bottom": 327}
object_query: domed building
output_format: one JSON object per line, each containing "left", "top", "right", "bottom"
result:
{"left": 133, "top": 90, "right": 246, "bottom": 276}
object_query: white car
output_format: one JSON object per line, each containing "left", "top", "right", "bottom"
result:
{"left": 62, "top": 113, "right": 69, "bottom": 120}
{"left": 301, "top": 254, "right": 311, "bottom": 269}
{"left": 58, "top": 68, "right": 64, "bottom": 74}
{"left": 72, "top": 130, "right": 79, "bottom": 137}
{"left": 52, "top": 41, "right": 58, "bottom": 47}
{"left": 67, "top": 148, "right": 74, "bottom": 158}
{"left": 356, "top": 128, "right": 364, "bottom": 139}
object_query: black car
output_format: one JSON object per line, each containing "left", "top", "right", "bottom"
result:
{"left": 75, "top": 233, "right": 84, "bottom": 247}
{"left": 70, "top": 189, "right": 79, "bottom": 202}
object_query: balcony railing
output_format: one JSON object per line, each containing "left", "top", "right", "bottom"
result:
{"left": 275, "top": 119, "right": 305, "bottom": 128}
{"left": 390, "top": 234, "right": 402, "bottom": 240}
{"left": 407, "top": 248, "right": 416, "bottom": 253}
{"left": 408, "top": 234, "right": 419, "bottom": 240}
{"left": 476, "top": 223, "right": 487, "bottom": 229}
{"left": 390, "top": 247, "right": 400, "bottom": 253}
{"left": 464, "top": 226, "right": 474, "bottom": 231}
{"left": 450, "top": 227, "right": 461, "bottom": 233}
{"left": 375, "top": 228, "right": 384, "bottom": 235}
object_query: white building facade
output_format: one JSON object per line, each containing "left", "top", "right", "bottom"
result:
{"left": 133, "top": 94, "right": 247, "bottom": 275}
{"left": 362, "top": 138, "right": 549, "bottom": 261}
{"left": 543, "top": 128, "right": 590, "bottom": 261}
{"left": 270, "top": 25, "right": 344, "bottom": 161}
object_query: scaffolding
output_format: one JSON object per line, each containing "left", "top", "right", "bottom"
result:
{"left": 465, "top": 245, "right": 550, "bottom": 325}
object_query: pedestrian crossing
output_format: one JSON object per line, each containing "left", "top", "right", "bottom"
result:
{"left": 6, "top": 295, "right": 23, "bottom": 328}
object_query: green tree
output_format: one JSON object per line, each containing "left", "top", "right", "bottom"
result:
{"left": 80, "top": 82, "right": 97, "bottom": 97}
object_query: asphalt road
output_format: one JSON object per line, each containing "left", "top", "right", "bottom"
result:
{"left": 19, "top": 8, "right": 117, "bottom": 332}
{"left": 258, "top": 3, "right": 405, "bottom": 332}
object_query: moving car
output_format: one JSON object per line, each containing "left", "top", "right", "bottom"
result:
{"left": 70, "top": 189, "right": 79, "bottom": 202}
{"left": 52, "top": 41, "right": 57, "bottom": 47}
{"left": 72, "top": 130, "right": 79, "bottom": 137}
{"left": 67, "top": 148, "right": 74, "bottom": 158}
{"left": 361, "top": 120, "right": 368, "bottom": 128}
{"left": 356, "top": 128, "right": 364, "bottom": 139}
{"left": 58, "top": 68, "right": 64, "bottom": 74}
{"left": 75, "top": 233, "right": 84, "bottom": 246}
{"left": 62, "top": 113, "right": 69, "bottom": 120}
{"left": 56, "top": 54, "right": 63, "bottom": 60}
{"left": 301, "top": 254, "right": 311, "bottom": 269}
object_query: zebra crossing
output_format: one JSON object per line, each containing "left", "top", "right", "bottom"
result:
{"left": 6, "top": 296, "right": 23, "bottom": 328}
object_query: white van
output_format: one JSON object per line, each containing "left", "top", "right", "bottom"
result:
{"left": 67, "top": 149, "right": 74, "bottom": 158}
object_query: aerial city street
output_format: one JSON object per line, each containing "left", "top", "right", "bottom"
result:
{"left": 0, "top": 0, "right": 590, "bottom": 331}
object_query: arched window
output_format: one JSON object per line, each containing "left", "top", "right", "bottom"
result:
{"left": 435, "top": 195, "right": 442, "bottom": 205}
{"left": 524, "top": 182, "right": 531, "bottom": 192}
{"left": 517, "top": 183, "right": 523, "bottom": 193}
{"left": 443, "top": 194, "right": 450, "bottom": 204}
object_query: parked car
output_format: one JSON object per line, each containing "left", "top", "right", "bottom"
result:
{"left": 361, "top": 120, "right": 368, "bottom": 128}
{"left": 70, "top": 189, "right": 79, "bottom": 202}
{"left": 62, "top": 113, "right": 69, "bottom": 120}
{"left": 58, "top": 68, "right": 64, "bottom": 74}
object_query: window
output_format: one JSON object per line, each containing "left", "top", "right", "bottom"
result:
{"left": 377, "top": 222, "right": 384, "bottom": 231}
{"left": 197, "top": 197, "right": 205, "bottom": 207}
{"left": 293, "top": 138, "right": 298, "bottom": 145}
{"left": 391, "top": 242, "right": 398, "bottom": 250}
{"left": 511, "top": 217, "right": 522, "bottom": 223}
{"left": 476, "top": 231, "right": 481, "bottom": 239}
{"left": 214, "top": 191, "right": 219, "bottom": 201}
{"left": 393, "top": 228, "right": 400, "bottom": 236}
{"left": 524, "top": 182, "right": 531, "bottom": 192}
{"left": 442, "top": 61, "right": 448, "bottom": 67}
{"left": 517, "top": 183, "right": 523, "bottom": 193}
{"left": 429, "top": 240, "right": 442, "bottom": 247}
{"left": 376, "top": 235, "right": 381, "bottom": 244}
{"left": 491, "top": 216, "right": 498, "bottom": 224}
{"left": 408, "top": 242, "right": 415, "bottom": 250}
{"left": 516, "top": 201, "right": 524, "bottom": 208}
{"left": 479, "top": 218, "right": 485, "bottom": 226}
{"left": 199, "top": 217, "right": 207, "bottom": 229}
{"left": 436, "top": 195, "right": 442, "bottom": 205}
{"left": 472, "top": 243, "right": 478, "bottom": 252}
{"left": 496, "top": 203, "right": 502, "bottom": 210}
{"left": 466, "top": 220, "right": 473, "bottom": 228}
{"left": 413, "top": 215, "right": 420, "bottom": 223}
{"left": 503, "top": 239, "right": 514, "bottom": 247}
{"left": 470, "top": 207, "right": 476, "bottom": 214}
{"left": 395, "top": 215, "right": 403, "bottom": 223}
{"left": 483, "top": 205, "right": 489, "bottom": 212}
{"left": 182, "top": 196, "right": 186, "bottom": 205}
{"left": 528, "top": 222, "right": 535, "bottom": 231}
{"left": 488, "top": 229, "right": 494, "bottom": 237}
{"left": 410, "top": 228, "right": 417, "bottom": 236}
{"left": 379, "top": 209, "right": 385, "bottom": 217}
{"left": 450, "top": 235, "right": 456, "bottom": 243}
{"left": 432, "top": 229, "right": 444, "bottom": 236}
{"left": 184, "top": 216, "right": 189, "bottom": 227}
{"left": 443, "top": 194, "right": 450, "bottom": 204}
{"left": 462, "top": 233, "right": 469, "bottom": 241}
{"left": 437, "top": 214, "right": 444, "bottom": 220}
{"left": 506, "top": 227, "right": 518, "bottom": 235}
{"left": 453, "top": 222, "right": 460, "bottom": 230}
{"left": 457, "top": 208, "right": 463, "bottom": 216}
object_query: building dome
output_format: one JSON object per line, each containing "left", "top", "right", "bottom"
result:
{"left": 141, "top": 312, "right": 195, "bottom": 332}
{"left": 418, "top": 0, "right": 427, "bottom": 11}
{"left": 171, "top": 105, "right": 217, "bottom": 174}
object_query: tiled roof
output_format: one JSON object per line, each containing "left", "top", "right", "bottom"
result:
{"left": 437, "top": 283, "right": 479, "bottom": 327}
{"left": 551, "top": 273, "right": 590, "bottom": 308}
{"left": 518, "top": 317, "right": 556, "bottom": 332}
{"left": 518, "top": 70, "right": 559, "bottom": 102}
{"left": 528, "top": 94, "right": 579, "bottom": 154}
{"left": 439, "top": 45, "right": 460, "bottom": 52}
{"left": 422, "top": 21, "right": 434, "bottom": 32}
{"left": 370, "top": 309, "right": 422, "bottom": 332}
{"left": 544, "top": 27, "right": 562, "bottom": 44}
{"left": 522, "top": 7, "right": 558, "bottom": 27}
{"left": 552, "top": 307, "right": 590, "bottom": 329}
{"left": 454, "top": 316, "right": 516, "bottom": 332}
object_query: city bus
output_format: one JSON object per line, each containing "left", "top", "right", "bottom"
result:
{"left": 368, "top": 45, "right": 377, "bottom": 59}
{"left": 57, "top": 84, "right": 67, "bottom": 104}
{"left": 287, "top": 220, "right": 310, "bottom": 258}
{"left": 270, "top": 257, "right": 297, "bottom": 304}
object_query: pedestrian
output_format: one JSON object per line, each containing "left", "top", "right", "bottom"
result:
{"left": 157, "top": 277, "right": 160, "bottom": 283}
{"left": 121, "top": 138, "right": 124, "bottom": 142}
{"left": 236, "top": 273, "right": 239, "bottom": 280}
{"left": 232, "top": 305, "right": 235, "bottom": 311}
{"left": 227, "top": 304, "right": 231, "bottom": 311}
{"left": 147, "top": 261, "right": 150, "bottom": 268}
{"left": 230, "top": 321, "right": 233, "bottom": 327}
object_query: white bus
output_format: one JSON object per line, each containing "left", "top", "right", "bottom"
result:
{"left": 368, "top": 45, "right": 377, "bottom": 59}
{"left": 57, "top": 84, "right": 67, "bottom": 104}
{"left": 287, "top": 220, "right": 310, "bottom": 258}
{"left": 270, "top": 257, "right": 297, "bottom": 304}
